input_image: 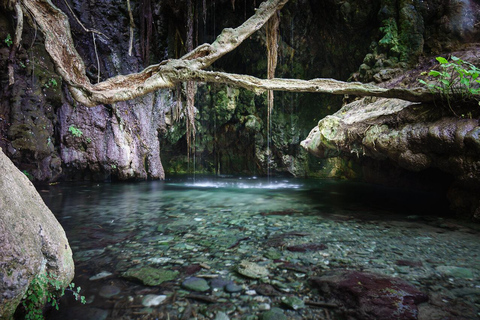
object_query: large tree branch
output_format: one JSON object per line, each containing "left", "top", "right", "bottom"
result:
{"left": 20, "top": 0, "right": 290, "bottom": 106}
{"left": 19, "top": 0, "right": 444, "bottom": 108}
{"left": 177, "top": 69, "right": 438, "bottom": 102}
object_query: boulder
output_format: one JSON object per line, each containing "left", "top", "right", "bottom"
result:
{"left": 0, "top": 148, "right": 74, "bottom": 319}
{"left": 310, "top": 271, "right": 428, "bottom": 320}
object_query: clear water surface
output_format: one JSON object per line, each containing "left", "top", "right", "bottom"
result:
{"left": 38, "top": 176, "right": 480, "bottom": 320}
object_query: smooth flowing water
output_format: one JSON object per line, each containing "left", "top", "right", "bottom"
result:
{"left": 39, "top": 177, "right": 480, "bottom": 320}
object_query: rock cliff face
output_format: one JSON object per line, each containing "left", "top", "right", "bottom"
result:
{"left": 0, "top": 0, "right": 380, "bottom": 180}
{"left": 0, "top": 148, "right": 74, "bottom": 319}
{"left": 0, "top": 0, "right": 480, "bottom": 181}
{"left": 302, "top": 45, "right": 480, "bottom": 219}
{"left": 58, "top": 93, "right": 167, "bottom": 180}
{"left": 302, "top": 95, "right": 480, "bottom": 220}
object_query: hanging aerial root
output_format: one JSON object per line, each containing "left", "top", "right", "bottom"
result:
{"left": 266, "top": 9, "right": 280, "bottom": 123}
{"left": 8, "top": 1, "right": 24, "bottom": 86}
{"left": 126, "top": 0, "right": 135, "bottom": 56}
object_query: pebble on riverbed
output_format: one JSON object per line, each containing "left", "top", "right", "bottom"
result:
{"left": 181, "top": 277, "right": 210, "bottom": 292}
{"left": 237, "top": 260, "right": 270, "bottom": 279}
{"left": 141, "top": 294, "right": 167, "bottom": 307}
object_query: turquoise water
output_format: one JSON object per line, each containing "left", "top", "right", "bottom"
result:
{"left": 38, "top": 176, "right": 479, "bottom": 320}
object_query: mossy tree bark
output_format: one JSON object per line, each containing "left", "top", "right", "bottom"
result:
{"left": 10, "top": 0, "right": 439, "bottom": 107}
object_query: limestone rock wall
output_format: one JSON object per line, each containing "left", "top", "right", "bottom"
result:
{"left": 0, "top": 148, "right": 74, "bottom": 319}
{"left": 1, "top": 0, "right": 480, "bottom": 181}
{"left": 301, "top": 96, "right": 480, "bottom": 219}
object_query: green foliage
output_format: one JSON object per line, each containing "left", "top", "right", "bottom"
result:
{"left": 68, "top": 125, "right": 83, "bottom": 137}
{"left": 23, "top": 273, "right": 85, "bottom": 320}
{"left": 22, "top": 170, "right": 33, "bottom": 180}
{"left": 4, "top": 33, "right": 12, "bottom": 47}
{"left": 43, "top": 78, "right": 58, "bottom": 89}
{"left": 418, "top": 56, "right": 480, "bottom": 105}
{"left": 379, "top": 18, "right": 405, "bottom": 58}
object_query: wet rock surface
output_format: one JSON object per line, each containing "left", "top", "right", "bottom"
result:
{"left": 311, "top": 271, "right": 428, "bottom": 320}
{"left": 40, "top": 178, "right": 480, "bottom": 320}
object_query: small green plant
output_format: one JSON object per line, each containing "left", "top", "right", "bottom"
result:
{"left": 419, "top": 56, "right": 480, "bottom": 97}
{"left": 4, "top": 33, "right": 12, "bottom": 47}
{"left": 68, "top": 125, "right": 83, "bottom": 137}
{"left": 43, "top": 78, "right": 58, "bottom": 89}
{"left": 22, "top": 170, "right": 33, "bottom": 180}
{"left": 418, "top": 56, "right": 480, "bottom": 113}
{"left": 23, "top": 272, "right": 86, "bottom": 320}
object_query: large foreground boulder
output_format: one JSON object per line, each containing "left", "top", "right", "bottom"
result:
{"left": 0, "top": 148, "right": 74, "bottom": 319}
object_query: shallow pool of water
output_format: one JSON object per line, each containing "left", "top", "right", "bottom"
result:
{"left": 39, "top": 176, "right": 480, "bottom": 320}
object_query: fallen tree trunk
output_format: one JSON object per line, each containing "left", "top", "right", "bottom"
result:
{"left": 16, "top": 0, "right": 440, "bottom": 107}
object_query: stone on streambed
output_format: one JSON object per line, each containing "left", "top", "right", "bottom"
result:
{"left": 182, "top": 277, "right": 210, "bottom": 292}
{"left": 89, "top": 271, "right": 113, "bottom": 280}
{"left": 99, "top": 285, "right": 121, "bottom": 298}
{"left": 225, "top": 283, "right": 243, "bottom": 293}
{"left": 261, "top": 307, "right": 287, "bottom": 320}
{"left": 281, "top": 296, "right": 305, "bottom": 310}
{"left": 141, "top": 294, "right": 167, "bottom": 307}
{"left": 310, "top": 271, "right": 428, "bottom": 320}
{"left": 435, "top": 266, "right": 474, "bottom": 279}
{"left": 210, "top": 277, "right": 231, "bottom": 289}
{"left": 122, "top": 267, "right": 179, "bottom": 286}
{"left": 214, "top": 311, "right": 230, "bottom": 320}
{"left": 237, "top": 260, "right": 269, "bottom": 279}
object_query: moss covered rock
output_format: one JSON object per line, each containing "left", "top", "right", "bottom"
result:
{"left": 122, "top": 267, "right": 179, "bottom": 286}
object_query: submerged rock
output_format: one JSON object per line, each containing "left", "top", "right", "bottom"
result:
{"left": 286, "top": 243, "right": 327, "bottom": 252}
{"left": 99, "top": 285, "right": 121, "bottom": 298}
{"left": 237, "top": 260, "right": 270, "bottom": 279}
{"left": 89, "top": 271, "right": 113, "bottom": 281}
{"left": 122, "top": 267, "right": 179, "bottom": 286}
{"left": 261, "top": 307, "right": 287, "bottom": 320}
{"left": 225, "top": 283, "right": 243, "bottom": 293}
{"left": 181, "top": 277, "right": 210, "bottom": 292}
{"left": 213, "top": 311, "right": 230, "bottom": 320}
{"left": 435, "top": 266, "right": 474, "bottom": 279}
{"left": 141, "top": 294, "right": 167, "bottom": 307}
{"left": 310, "top": 271, "right": 428, "bottom": 320}
{"left": 281, "top": 296, "right": 305, "bottom": 310}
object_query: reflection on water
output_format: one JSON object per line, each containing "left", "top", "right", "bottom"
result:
{"left": 37, "top": 176, "right": 476, "bottom": 320}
